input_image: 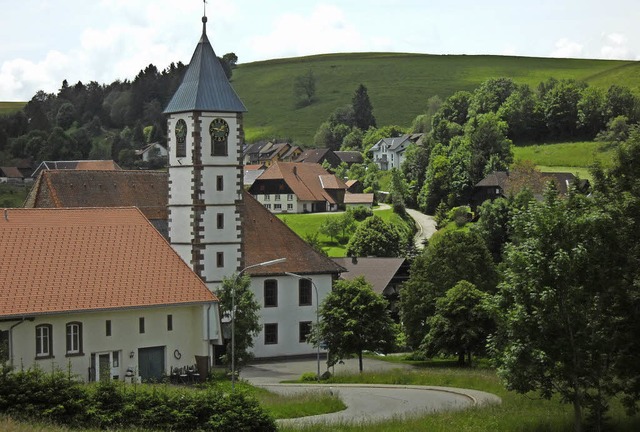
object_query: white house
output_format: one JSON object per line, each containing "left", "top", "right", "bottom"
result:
{"left": 0, "top": 207, "right": 222, "bottom": 382}
{"left": 369, "top": 134, "right": 423, "bottom": 170}
{"left": 136, "top": 142, "right": 168, "bottom": 162}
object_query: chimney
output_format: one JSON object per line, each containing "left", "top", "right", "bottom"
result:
{"left": 293, "top": 166, "right": 297, "bottom": 176}
{"left": 4, "top": 209, "right": 7, "bottom": 221}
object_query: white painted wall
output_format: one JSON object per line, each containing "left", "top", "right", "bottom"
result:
{"left": 0, "top": 304, "right": 220, "bottom": 382}
{"left": 250, "top": 274, "right": 332, "bottom": 358}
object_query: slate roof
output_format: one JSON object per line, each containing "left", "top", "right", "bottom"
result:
{"left": 334, "top": 151, "right": 364, "bottom": 164}
{"left": 475, "top": 171, "right": 582, "bottom": 195}
{"left": 242, "top": 191, "right": 344, "bottom": 277}
{"left": 251, "top": 162, "right": 347, "bottom": 204}
{"left": 475, "top": 171, "right": 510, "bottom": 188}
{"left": 295, "top": 148, "right": 332, "bottom": 164}
{"left": 24, "top": 170, "right": 168, "bottom": 220}
{"left": 0, "top": 207, "right": 216, "bottom": 318}
{"left": 370, "top": 135, "right": 411, "bottom": 152}
{"left": 164, "top": 17, "right": 246, "bottom": 114}
{"left": 332, "top": 257, "right": 405, "bottom": 295}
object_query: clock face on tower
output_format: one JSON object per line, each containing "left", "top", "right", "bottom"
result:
{"left": 175, "top": 119, "right": 187, "bottom": 144}
{"left": 209, "top": 118, "right": 229, "bottom": 142}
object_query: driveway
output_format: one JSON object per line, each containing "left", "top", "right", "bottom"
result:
{"left": 242, "top": 357, "right": 501, "bottom": 426}
{"left": 406, "top": 208, "right": 437, "bottom": 249}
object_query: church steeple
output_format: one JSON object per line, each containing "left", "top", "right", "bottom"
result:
{"left": 164, "top": 14, "right": 246, "bottom": 115}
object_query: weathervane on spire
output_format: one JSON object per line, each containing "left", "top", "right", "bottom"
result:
{"left": 202, "top": 0, "right": 208, "bottom": 33}
{"left": 203, "top": 0, "right": 207, "bottom": 17}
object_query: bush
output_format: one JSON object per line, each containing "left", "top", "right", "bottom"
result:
{"left": 300, "top": 372, "right": 318, "bottom": 382}
{"left": 349, "top": 206, "right": 373, "bottom": 221}
{"left": 0, "top": 365, "right": 276, "bottom": 431}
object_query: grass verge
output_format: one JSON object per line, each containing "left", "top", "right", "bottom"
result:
{"left": 280, "top": 357, "right": 640, "bottom": 432}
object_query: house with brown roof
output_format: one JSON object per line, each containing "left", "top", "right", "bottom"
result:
{"left": 248, "top": 162, "right": 348, "bottom": 213}
{"left": 334, "top": 151, "right": 364, "bottom": 167}
{"left": 0, "top": 166, "right": 24, "bottom": 184}
{"left": 243, "top": 141, "right": 302, "bottom": 167}
{"left": 332, "top": 257, "right": 409, "bottom": 319}
{"left": 24, "top": 170, "right": 169, "bottom": 237}
{"left": 294, "top": 148, "right": 342, "bottom": 168}
{"left": 344, "top": 193, "right": 375, "bottom": 209}
{"left": 0, "top": 207, "right": 222, "bottom": 382}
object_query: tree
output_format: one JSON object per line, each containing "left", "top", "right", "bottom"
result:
{"left": 541, "top": 79, "right": 585, "bottom": 139}
{"left": 222, "top": 52, "right": 238, "bottom": 68}
{"left": 351, "top": 84, "right": 376, "bottom": 131}
{"left": 465, "top": 112, "right": 513, "bottom": 184}
{"left": 497, "top": 84, "right": 541, "bottom": 142}
{"left": 604, "top": 84, "right": 638, "bottom": 122}
{"left": 316, "top": 276, "right": 396, "bottom": 372}
{"left": 421, "top": 280, "right": 493, "bottom": 365}
{"left": 491, "top": 184, "right": 629, "bottom": 431}
{"left": 577, "top": 86, "right": 606, "bottom": 138}
{"left": 345, "top": 215, "right": 403, "bottom": 257}
{"left": 293, "top": 70, "right": 316, "bottom": 106}
{"left": 400, "top": 139, "right": 430, "bottom": 206}
{"left": 319, "top": 216, "right": 342, "bottom": 243}
{"left": 400, "top": 230, "right": 497, "bottom": 348}
{"left": 56, "top": 102, "right": 76, "bottom": 129}
{"left": 216, "top": 274, "right": 261, "bottom": 370}
{"left": 468, "top": 77, "right": 517, "bottom": 116}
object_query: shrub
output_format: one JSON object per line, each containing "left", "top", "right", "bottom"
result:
{"left": 300, "top": 372, "right": 318, "bottom": 382}
{"left": 349, "top": 206, "right": 373, "bottom": 221}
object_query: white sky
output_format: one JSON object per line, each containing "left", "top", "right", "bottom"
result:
{"left": 1, "top": 0, "right": 638, "bottom": 101}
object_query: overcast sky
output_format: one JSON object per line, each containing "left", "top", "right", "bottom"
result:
{"left": 1, "top": 0, "right": 638, "bottom": 101}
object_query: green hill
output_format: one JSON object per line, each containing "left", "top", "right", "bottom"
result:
{"left": 231, "top": 53, "right": 639, "bottom": 144}
{"left": 0, "top": 101, "right": 26, "bottom": 115}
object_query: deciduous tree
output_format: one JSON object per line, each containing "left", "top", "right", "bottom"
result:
{"left": 345, "top": 215, "right": 402, "bottom": 257}
{"left": 293, "top": 70, "right": 316, "bottom": 106}
{"left": 316, "top": 277, "right": 396, "bottom": 372}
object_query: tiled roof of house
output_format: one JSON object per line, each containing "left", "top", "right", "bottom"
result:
{"left": 164, "top": 18, "right": 246, "bottom": 114}
{"left": 334, "top": 151, "right": 364, "bottom": 164}
{"left": 475, "top": 171, "right": 510, "bottom": 188}
{"left": 24, "top": 170, "right": 168, "bottom": 220}
{"left": 0, "top": 207, "right": 216, "bottom": 318}
{"left": 242, "top": 191, "right": 345, "bottom": 276}
{"left": 344, "top": 193, "right": 374, "bottom": 204}
{"left": 295, "top": 148, "right": 332, "bottom": 164}
{"left": 332, "top": 257, "right": 405, "bottom": 295}
{"left": 475, "top": 171, "right": 580, "bottom": 195}
{"left": 253, "top": 162, "right": 347, "bottom": 203}
{"left": 31, "top": 160, "right": 121, "bottom": 178}
{"left": 0, "top": 167, "right": 23, "bottom": 178}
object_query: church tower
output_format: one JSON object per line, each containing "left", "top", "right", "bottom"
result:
{"left": 164, "top": 15, "right": 246, "bottom": 290}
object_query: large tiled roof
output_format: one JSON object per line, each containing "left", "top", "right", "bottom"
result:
{"left": 0, "top": 167, "right": 23, "bottom": 178}
{"left": 31, "top": 160, "right": 121, "bottom": 178}
{"left": 252, "top": 162, "right": 347, "bottom": 204}
{"left": 24, "top": 170, "right": 168, "bottom": 220}
{"left": 164, "top": 18, "right": 246, "bottom": 114}
{"left": 475, "top": 171, "right": 510, "bottom": 188}
{"left": 332, "top": 257, "right": 405, "bottom": 295}
{"left": 334, "top": 151, "right": 364, "bottom": 164}
{"left": 0, "top": 208, "right": 216, "bottom": 318}
{"left": 344, "top": 193, "right": 374, "bottom": 204}
{"left": 242, "top": 191, "right": 345, "bottom": 276}
{"left": 295, "top": 148, "right": 331, "bottom": 164}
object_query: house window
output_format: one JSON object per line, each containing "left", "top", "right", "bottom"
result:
{"left": 299, "top": 321, "right": 312, "bottom": 343}
{"left": 287, "top": 204, "right": 293, "bottom": 210}
{"left": 495, "top": 188, "right": 500, "bottom": 194}
{"left": 66, "top": 322, "right": 83, "bottom": 355}
{"left": 274, "top": 194, "right": 281, "bottom": 201}
{"left": 264, "top": 194, "right": 270, "bottom": 201}
{"left": 35, "top": 324, "right": 53, "bottom": 358}
{"left": 167, "top": 314, "right": 173, "bottom": 331}
{"left": 106, "top": 320, "right": 112, "bottom": 337}
{"left": 216, "top": 175, "right": 224, "bottom": 191}
{"left": 216, "top": 252, "right": 224, "bottom": 268}
{"left": 264, "top": 204, "right": 271, "bottom": 209}
{"left": 217, "top": 213, "right": 224, "bottom": 229}
{"left": 139, "top": 317, "right": 145, "bottom": 334}
{"left": 299, "top": 279, "right": 313, "bottom": 306}
{"left": 264, "top": 323, "right": 278, "bottom": 345}
{"left": 264, "top": 280, "right": 278, "bottom": 307}
{"left": 212, "top": 140, "right": 228, "bottom": 157}
{"left": 274, "top": 204, "right": 282, "bottom": 210}
{"left": 287, "top": 194, "right": 293, "bottom": 201}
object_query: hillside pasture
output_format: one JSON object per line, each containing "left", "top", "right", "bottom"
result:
{"left": 0, "top": 102, "right": 25, "bottom": 115}
{"left": 232, "top": 53, "right": 637, "bottom": 144}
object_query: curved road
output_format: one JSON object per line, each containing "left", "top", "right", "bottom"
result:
{"left": 406, "top": 208, "right": 437, "bottom": 249}
{"left": 243, "top": 358, "right": 500, "bottom": 426}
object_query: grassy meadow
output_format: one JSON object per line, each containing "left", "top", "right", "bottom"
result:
{"left": 231, "top": 53, "right": 640, "bottom": 143}
{"left": 0, "top": 102, "right": 25, "bottom": 115}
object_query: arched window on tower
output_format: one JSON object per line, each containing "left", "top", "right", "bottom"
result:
{"left": 175, "top": 119, "right": 187, "bottom": 157}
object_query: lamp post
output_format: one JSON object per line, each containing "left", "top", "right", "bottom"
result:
{"left": 284, "top": 272, "right": 320, "bottom": 382}
{"left": 231, "top": 257, "right": 286, "bottom": 392}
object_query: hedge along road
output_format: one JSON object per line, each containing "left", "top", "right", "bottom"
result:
{"left": 242, "top": 358, "right": 501, "bottom": 426}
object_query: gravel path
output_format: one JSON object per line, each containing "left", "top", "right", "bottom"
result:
{"left": 405, "top": 208, "right": 437, "bottom": 249}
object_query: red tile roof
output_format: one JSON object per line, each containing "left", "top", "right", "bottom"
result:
{"left": 344, "top": 193, "right": 374, "bottom": 204}
{"left": 0, "top": 208, "right": 216, "bottom": 318}
{"left": 242, "top": 191, "right": 344, "bottom": 276}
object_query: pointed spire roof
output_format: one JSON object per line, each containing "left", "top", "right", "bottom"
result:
{"left": 164, "top": 16, "right": 246, "bottom": 114}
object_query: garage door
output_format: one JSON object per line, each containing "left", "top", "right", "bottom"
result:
{"left": 138, "top": 346, "right": 165, "bottom": 382}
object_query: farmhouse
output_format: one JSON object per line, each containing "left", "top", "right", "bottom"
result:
{"left": 369, "top": 133, "right": 423, "bottom": 170}
{"left": 249, "top": 162, "right": 348, "bottom": 213}
{"left": 0, "top": 207, "right": 222, "bottom": 382}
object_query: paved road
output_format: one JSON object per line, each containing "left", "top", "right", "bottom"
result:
{"left": 243, "top": 357, "right": 501, "bottom": 426}
{"left": 406, "top": 208, "right": 437, "bottom": 249}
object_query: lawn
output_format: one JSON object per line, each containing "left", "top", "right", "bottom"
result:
{"left": 512, "top": 141, "right": 613, "bottom": 168}
{"left": 281, "top": 357, "right": 640, "bottom": 432}
{"left": 278, "top": 206, "right": 411, "bottom": 257}
{"left": 0, "top": 101, "right": 25, "bottom": 115}
{"left": 0, "top": 183, "right": 29, "bottom": 207}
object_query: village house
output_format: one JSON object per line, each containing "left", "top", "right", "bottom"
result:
{"left": 369, "top": 133, "right": 423, "bottom": 170}
{"left": 248, "top": 162, "right": 348, "bottom": 213}
{"left": 0, "top": 207, "right": 222, "bottom": 382}
{"left": 135, "top": 142, "right": 168, "bottom": 163}
{"left": 243, "top": 141, "right": 302, "bottom": 167}
{"left": 294, "top": 148, "right": 342, "bottom": 168}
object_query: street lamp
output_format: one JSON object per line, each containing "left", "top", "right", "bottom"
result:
{"left": 231, "top": 257, "right": 286, "bottom": 391}
{"left": 284, "top": 272, "right": 320, "bottom": 382}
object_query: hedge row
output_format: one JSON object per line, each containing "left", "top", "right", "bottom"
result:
{"left": 0, "top": 365, "right": 276, "bottom": 431}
